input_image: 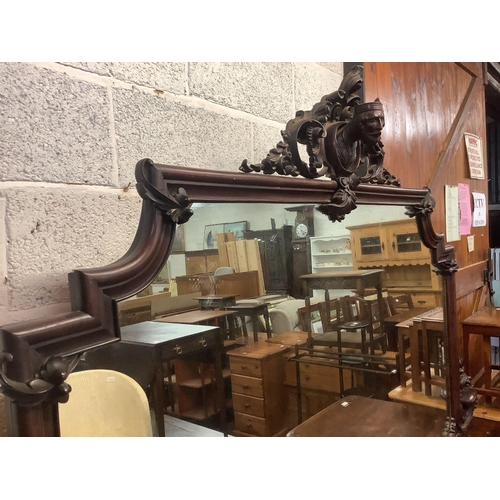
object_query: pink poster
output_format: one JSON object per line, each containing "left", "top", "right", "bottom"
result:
{"left": 459, "top": 183, "right": 472, "bottom": 235}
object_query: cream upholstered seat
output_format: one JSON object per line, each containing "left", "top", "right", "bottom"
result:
{"left": 59, "top": 369, "right": 153, "bottom": 437}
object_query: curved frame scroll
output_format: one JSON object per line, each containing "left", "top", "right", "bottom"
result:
{"left": 0, "top": 158, "right": 474, "bottom": 436}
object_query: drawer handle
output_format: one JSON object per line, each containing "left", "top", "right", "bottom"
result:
{"left": 173, "top": 345, "right": 183, "bottom": 355}
{"left": 417, "top": 300, "right": 426, "bottom": 305}
{"left": 244, "top": 403, "right": 251, "bottom": 409}
{"left": 242, "top": 385, "right": 250, "bottom": 390}
{"left": 241, "top": 366, "right": 247, "bottom": 370}
{"left": 199, "top": 338, "right": 207, "bottom": 347}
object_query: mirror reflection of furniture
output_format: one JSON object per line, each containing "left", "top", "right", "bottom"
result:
{"left": 224, "top": 303, "right": 272, "bottom": 342}
{"left": 214, "top": 267, "right": 235, "bottom": 276}
{"left": 337, "top": 295, "right": 387, "bottom": 355}
{"left": 348, "top": 219, "right": 442, "bottom": 309}
{"left": 386, "top": 293, "right": 415, "bottom": 316}
{"left": 59, "top": 369, "right": 153, "bottom": 437}
{"left": 391, "top": 307, "right": 444, "bottom": 394}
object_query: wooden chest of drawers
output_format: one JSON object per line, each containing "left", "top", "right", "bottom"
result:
{"left": 228, "top": 343, "right": 289, "bottom": 437}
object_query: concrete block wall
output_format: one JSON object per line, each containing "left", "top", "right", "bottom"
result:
{"left": 0, "top": 62, "right": 343, "bottom": 324}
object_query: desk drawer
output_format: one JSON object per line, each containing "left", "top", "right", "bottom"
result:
{"left": 229, "top": 357, "right": 263, "bottom": 378}
{"left": 232, "top": 393, "right": 265, "bottom": 418}
{"left": 231, "top": 374, "right": 263, "bottom": 398}
{"left": 234, "top": 412, "right": 268, "bottom": 436}
{"left": 411, "top": 293, "right": 437, "bottom": 308}
{"left": 160, "top": 333, "right": 217, "bottom": 359}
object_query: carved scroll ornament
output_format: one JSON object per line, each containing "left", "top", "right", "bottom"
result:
{"left": 240, "top": 65, "right": 400, "bottom": 222}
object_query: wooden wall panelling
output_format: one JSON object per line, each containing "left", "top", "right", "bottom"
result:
{"left": 364, "top": 61, "right": 490, "bottom": 379}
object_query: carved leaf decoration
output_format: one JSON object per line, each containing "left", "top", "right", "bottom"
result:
{"left": 135, "top": 158, "right": 193, "bottom": 224}
{"left": 0, "top": 353, "right": 78, "bottom": 406}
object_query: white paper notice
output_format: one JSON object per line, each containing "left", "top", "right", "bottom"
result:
{"left": 445, "top": 185, "right": 460, "bottom": 242}
{"left": 465, "top": 133, "right": 484, "bottom": 179}
{"left": 467, "top": 235, "right": 474, "bottom": 252}
{"left": 472, "top": 192, "right": 486, "bottom": 227}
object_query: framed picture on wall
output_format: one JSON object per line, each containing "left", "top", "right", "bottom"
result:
{"left": 203, "top": 224, "right": 224, "bottom": 250}
{"left": 224, "top": 221, "right": 247, "bottom": 240}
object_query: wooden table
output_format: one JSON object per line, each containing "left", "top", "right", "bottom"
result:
{"left": 287, "top": 394, "right": 500, "bottom": 437}
{"left": 384, "top": 307, "right": 432, "bottom": 352}
{"left": 120, "top": 321, "right": 226, "bottom": 437}
{"left": 224, "top": 303, "right": 272, "bottom": 342}
{"left": 194, "top": 294, "right": 238, "bottom": 310}
{"left": 156, "top": 309, "right": 238, "bottom": 340}
{"left": 462, "top": 306, "right": 500, "bottom": 403}
{"left": 392, "top": 307, "right": 443, "bottom": 392}
{"left": 287, "top": 395, "right": 447, "bottom": 436}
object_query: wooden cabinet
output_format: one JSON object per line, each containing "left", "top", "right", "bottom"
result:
{"left": 349, "top": 219, "right": 429, "bottom": 265}
{"left": 227, "top": 343, "right": 289, "bottom": 436}
{"left": 244, "top": 226, "right": 293, "bottom": 295}
{"left": 185, "top": 250, "right": 220, "bottom": 275}
{"left": 347, "top": 219, "right": 441, "bottom": 306}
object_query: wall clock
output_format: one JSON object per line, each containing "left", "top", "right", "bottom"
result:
{"left": 295, "top": 222, "right": 309, "bottom": 239}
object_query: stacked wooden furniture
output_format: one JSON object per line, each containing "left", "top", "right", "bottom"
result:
{"left": 227, "top": 342, "right": 289, "bottom": 436}
{"left": 175, "top": 270, "right": 261, "bottom": 298}
{"left": 347, "top": 218, "right": 441, "bottom": 308}
{"left": 218, "top": 236, "right": 266, "bottom": 296}
{"left": 118, "top": 291, "right": 200, "bottom": 326}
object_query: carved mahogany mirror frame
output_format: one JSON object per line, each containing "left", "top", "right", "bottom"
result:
{"left": 0, "top": 66, "right": 475, "bottom": 437}
{"left": 0, "top": 157, "right": 471, "bottom": 437}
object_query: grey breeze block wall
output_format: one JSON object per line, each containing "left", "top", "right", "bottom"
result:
{"left": 0, "top": 62, "right": 343, "bottom": 324}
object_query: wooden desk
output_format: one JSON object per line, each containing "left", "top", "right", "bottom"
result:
{"left": 287, "top": 395, "right": 446, "bottom": 436}
{"left": 462, "top": 306, "right": 500, "bottom": 403}
{"left": 194, "top": 294, "right": 238, "bottom": 310}
{"left": 120, "top": 321, "right": 226, "bottom": 437}
{"left": 156, "top": 309, "right": 238, "bottom": 340}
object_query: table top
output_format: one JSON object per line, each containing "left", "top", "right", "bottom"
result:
{"left": 288, "top": 395, "right": 446, "bottom": 437}
{"left": 384, "top": 307, "right": 434, "bottom": 327}
{"left": 120, "top": 321, "right": 219, "bottom": 346}
{"left": 462, "top": 305, "right": 500, "bottom": 327}
{"left": 227, "top": 342, "right": 289, "bottom": 360}
{"left": 225, "top": 303, "right": 268, "bottom": 311}
{"left": 155, "top": 309, "right": 237, "bottom": 324}
{"left": 266, "top": 331, "right": 308, "bottom": 347}
{"left": 194, "top": 294, "right": 239, "bottom": 301}
{"left": 300, "top": 269, "right": 384, "bottom": 279}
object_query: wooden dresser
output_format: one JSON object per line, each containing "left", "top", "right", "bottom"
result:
{"left": 228, "top": 342, "right": 289, "bottom": 436}
{"left": 347, "top": 218, "right": 442, "bottom": 307}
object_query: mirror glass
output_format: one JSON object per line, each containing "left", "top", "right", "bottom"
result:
{"left": 112, "top": 202, "right": 445, "bottom": 431}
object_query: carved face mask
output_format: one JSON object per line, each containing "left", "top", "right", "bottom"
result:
{"left": 358, "top": 109, "right": 385, "bottom": 146}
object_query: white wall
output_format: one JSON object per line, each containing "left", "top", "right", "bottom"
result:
{"left": 0, "top": 62, "right": 344, "bottom": 324}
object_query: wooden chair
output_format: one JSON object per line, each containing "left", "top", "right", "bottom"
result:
{"left": 337, "top": 295, "right": 387, "bottom": 355}
{"left": 386, "top": 293, "right": 414, "bottom": 316}
{"left": 301, "top": 295, "right": 384, "bottom": 354}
